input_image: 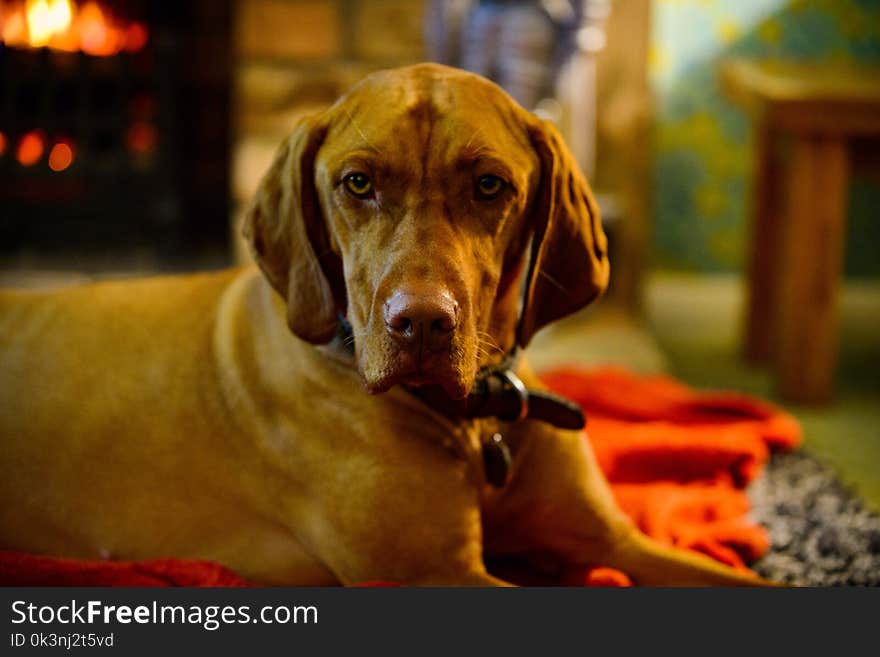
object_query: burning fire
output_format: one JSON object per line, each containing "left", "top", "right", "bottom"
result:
{"left": 0, "top": 0, "right": 148, "bottom": 56}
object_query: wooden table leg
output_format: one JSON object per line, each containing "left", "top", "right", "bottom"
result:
{"left": 743, "top": 125, "right": 783, "bottom": 363}
{"left": 775, "top": 135, "right": 849, "bottom": 403}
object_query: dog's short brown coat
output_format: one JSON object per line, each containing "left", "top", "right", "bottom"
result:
{"left": 0, "top": 64, "right": 770, "bottom": 585}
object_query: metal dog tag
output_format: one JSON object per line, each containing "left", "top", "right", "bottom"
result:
{"left": 482, "top": 433, "right": 512, "bottom": 488}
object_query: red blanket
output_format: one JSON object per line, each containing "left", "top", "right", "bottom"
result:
{"left": 0, "top": 367, "right": 801, "bottom": 587}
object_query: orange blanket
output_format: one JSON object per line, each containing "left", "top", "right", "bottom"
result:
{"left": 543, "top": 366, "right": 801, "bottom": 585}
{"left": 0, "top": 367, "right": 801, "bottom": 587}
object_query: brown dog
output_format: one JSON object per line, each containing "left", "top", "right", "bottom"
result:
{"left": 0, "top": 64, "right": 770, "bottom": 586}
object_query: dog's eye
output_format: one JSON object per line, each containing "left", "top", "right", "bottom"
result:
{"left": 476, "top": 174, "right": 506, "bottom": 199}
{"left": 344, "top": 173, "right": 373, "bottom": 197}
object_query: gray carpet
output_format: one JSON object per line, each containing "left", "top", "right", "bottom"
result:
{"left": 749, "top": 451, "right": 880, "bottom": 586}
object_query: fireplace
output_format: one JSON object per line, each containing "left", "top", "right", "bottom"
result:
{"left": 0, "top": 0, "right": 231, "bottom": 264}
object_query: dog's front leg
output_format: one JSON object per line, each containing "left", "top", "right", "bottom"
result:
{"left": 482, "top": 417, "right": 634, "bottom": 570}
{"left": 482, "top": 364, "right": 775, "bottom": 586}
{"left": 293, "top": 426, "right": 513, "bottom": 587}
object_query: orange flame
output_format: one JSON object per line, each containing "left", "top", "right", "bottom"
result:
{"left": 0, "top": 0, "right": 148, "bottom": 56}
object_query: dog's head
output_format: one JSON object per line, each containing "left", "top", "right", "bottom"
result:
{"left": 243, "top": 64, "right": 608, "bottom": 399}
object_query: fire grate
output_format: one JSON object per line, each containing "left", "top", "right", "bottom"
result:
{"left": 0, "top": 0, "right": 230, "bottom": 261}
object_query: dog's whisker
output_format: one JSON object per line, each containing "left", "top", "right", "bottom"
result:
{"left": 464, "top": 127, "right": 484, "bottom": 153}
{"left": 537, "top": 268, "right": 568, "bottom": 294}
{"left": 474, "top": 343, "right": 495, "bottom": 362}
{"left": 476, "top": 331, "right": 502, "bottom": 349}
{"left": 476, "top": 334, "right": 503, "bottom": 354}
{"left": 343, "top": 106, "right": 382, "bottom": 156}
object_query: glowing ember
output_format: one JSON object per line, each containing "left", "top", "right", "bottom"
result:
{"left": 16, "top": 130, "right": 46, "bottom": 166}
{"left": 0, "top": 0, "right": 148, "bottom": 56}
{"left": 0, "top": 131, "right": 7, "bottom": 157}
{"left": 126, "top": 121, "right": 157, "bottom": 155}
{"left": 123, "top": 21, "right": 146, "bottom": 53}
{"left": 48, "top": 140, "right": 74, "bottom": 171}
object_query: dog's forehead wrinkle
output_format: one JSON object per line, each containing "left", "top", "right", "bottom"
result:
{"left": 420, "top": 113, "right": 434, "bottom": 192}
{"left": 498, "top": 107, "right": 528, "bottom": 148}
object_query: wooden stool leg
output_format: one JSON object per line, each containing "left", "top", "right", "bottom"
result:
{"left": 743, "top": 126, "right": 783, "bottom": 363}
{"left": 775, "top": 136, "right": 849, "bottom": 403}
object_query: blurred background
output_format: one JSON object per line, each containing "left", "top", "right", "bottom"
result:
{"left": 1, "top": 0, "right": 878, "bottom": 508}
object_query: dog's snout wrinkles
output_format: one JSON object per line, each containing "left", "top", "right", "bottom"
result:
{"left": 384, "top": 289, "right": 459, "bottom": 354}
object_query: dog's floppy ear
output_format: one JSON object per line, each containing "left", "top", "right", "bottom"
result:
{"left": 242, "top": 116, "right": 343, "bottom": 344}
{"left": 516, "top": 118, "right": 610, "bottom": 347}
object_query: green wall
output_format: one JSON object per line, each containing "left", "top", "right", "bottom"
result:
{"left": 650, "top": 0, "right": 880, "bottom": 277}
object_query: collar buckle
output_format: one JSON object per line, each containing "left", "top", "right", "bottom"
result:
{"left": 494, "top": 369, "right": 529, "bottom": 422}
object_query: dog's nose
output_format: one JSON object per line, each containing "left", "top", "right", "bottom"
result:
{"left": 384, "top": 289, "right": 459, "bottom": 353}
